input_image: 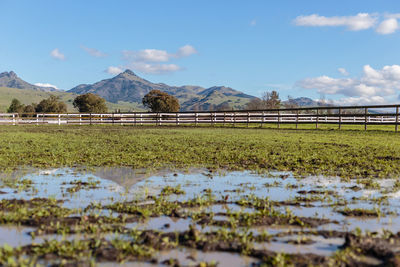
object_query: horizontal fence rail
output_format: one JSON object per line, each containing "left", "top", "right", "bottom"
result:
{"left": 1, "top": 103, "right": 400, "bottom": 131}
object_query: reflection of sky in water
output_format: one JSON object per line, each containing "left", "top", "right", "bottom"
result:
{"left": 1, "top": 167, "right": 400, "bottom": 258}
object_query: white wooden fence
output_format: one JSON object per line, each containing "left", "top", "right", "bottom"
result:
{"left": 1, "top": 104, "right": 399, "bottom": 131}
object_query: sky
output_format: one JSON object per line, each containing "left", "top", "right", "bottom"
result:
{"left": 1, "top": 0, "right": 400, "bottom": 105}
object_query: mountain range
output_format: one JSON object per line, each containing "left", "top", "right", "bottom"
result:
{"left": 0, "top": 70, "right": 325, "bottom": 112}
{"left": 68, "top": 70, "right": 255, "bottom": 110}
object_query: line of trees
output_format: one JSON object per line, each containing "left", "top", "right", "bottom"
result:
{"left": 7, "top": 93, "right": 108, "bottom": 114}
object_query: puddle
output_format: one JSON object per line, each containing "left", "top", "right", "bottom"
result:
{"left": 254, "top": 235, "right": 344, "bottom": 256}
{"left": 0, "top": 167, "right": 400, "bottom": 265}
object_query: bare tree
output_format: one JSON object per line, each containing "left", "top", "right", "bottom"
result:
{"left": 245, "top": 90, "right": 281, "bottom": 110}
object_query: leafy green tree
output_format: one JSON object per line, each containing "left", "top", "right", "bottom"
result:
{"left": 23, "top": 104, "right": 37, "bottom": 114}
{"left": 73, "top": 93, "right": 108, "bottom": 113}
{"left": 142, "top": 90, "right": 180, "bottom": 112}
{"left": 36, "top": 95, "right": 67, "bottom": 113}
{"left": 7, "top": 98, "right": 25, "bottom": 113}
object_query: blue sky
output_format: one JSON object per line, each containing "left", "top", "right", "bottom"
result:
{"left": 1, "top": 0, "right": 400, "bottom": 105}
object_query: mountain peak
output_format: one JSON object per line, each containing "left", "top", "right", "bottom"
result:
{"left": 0, "top": 71, "right": 17, "bottom": 78}
{"left": 0, "top": 71, "right": 57, "bottom": 92}
{"left": 120, "top": 69, "right": 137, "bottom": 76}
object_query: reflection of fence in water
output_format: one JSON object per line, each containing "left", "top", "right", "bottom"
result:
{"left": 0, "top": 104, "right": 399, "bottom": 131}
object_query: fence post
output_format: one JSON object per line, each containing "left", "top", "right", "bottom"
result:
{"left": 176, "top": 113, "right": 180, "bottom": 126}
{"left": 234, "top": 112, "right": 236, "bottom": 127}
{"left": 212, "top": 112, "right": 215, "bottom": 126}
{"left": 364, "top": 107, "right": 368, "bottom": 131}
{"left": 247, "top": 112, "right": 250, "bottom": 127}
{"left": 36, "top": 114, "right": 39, "bottom": 125}
{"left": 224, "top": 112, "right": 226, "bottom": 127}
{"left": 296, "top": 110, "right": 299, "bottom": 129}
{"left": 12, "top": 114, "right": 15, "bottom": 126}
{"left": 396, "top": 106, "right": 399, "bottom": 132}
{"left": 58, "top": 114, "right": 61, "bottom": 126}
{"left": 261, "top": 111, "right": 265, "bottom": 128}
{"left": 195, "top": 113, "right": 198, "bottom": 126}
{"left": 90, "top": 113, "right": 92, "bottom": 125}
{"left": 277, "top": 110, "right": 280, "bottom": 129}
{"left": 316, "top": 109, "right": 319, "bottom": 129}
{"left": 134, "top": 113, "right": 137, "bottom": 126}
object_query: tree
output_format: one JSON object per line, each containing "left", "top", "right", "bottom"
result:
{"left": 36, "top": 95, "right": 67, "bottom": 113}
{"left": 7, "top": 99, "right": 24, "bottom": 113}
{"left": 245, "top": 90, "right": 281, "bottom": 110}
{"left": 73, "top": 93, "right": 108, "bottom": 113}
{"left": 23, "top": 104, "right": 36, "bottom": 114}
{"left": 142, "top": 90, "right": 180, "bottom": 112}
{"left": 263, "top": 90, "right": 281, "bottom": 109}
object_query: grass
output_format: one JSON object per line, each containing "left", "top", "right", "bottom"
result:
{"left": 0, "top": 124, "right": 399, "bottom": 178}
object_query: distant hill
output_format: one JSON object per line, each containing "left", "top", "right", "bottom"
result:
{"left": 68, "top": 70, "right": 255, "bottom": 111}
{"left": 283, "top": 97, "right": 333, "bottom": 107}
{"left": 0, "top": 71, "right": 58, "bottom": 92}
{"left": 0, "top": 87, "right": 142, "bottom": 113}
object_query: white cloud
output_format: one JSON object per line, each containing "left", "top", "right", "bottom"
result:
{"left": 333, "top": 96, "right": 386, "bottom": 106}
{"left": 123, "top": 45, "right": 197, "bottom": 63}
{"left": 338, "top": 68, "right": 349, "bottom": 76}
{"left": 34, "top": 83, "right": 58, "bottom": 89}
{"left": 376, "top": 18, "right": 399, "bottom": 34}
{"left": 81, "top": 45, "right": 107, "bottom": 57}
{"left": 118, "top": 45, "right": 197, "bottom": 74}
{"left": 250, "top": 19, "right": 257, "bottom": 26}
{"left": 105, "top": 66, "right": 123, "bottom": 75}
{"left": 124, "top": 49, "right": 170, "bottom": 62}
{"left": 176, "top": 45, "right": 197, "bottom": 58}
{"left": 50, "top": 48, "right": 65, "bottom": 60}
{"left": 294, "top": 13, "right": 377, "bottom": 31}
{"left": 126, "top": 62, "right": 181, "bottom": 74}
{"left": 297, "top": 65, "right": 400, "bottom": 105}
{"left": 384, "top": 13, "right": 400, "bottom": 19}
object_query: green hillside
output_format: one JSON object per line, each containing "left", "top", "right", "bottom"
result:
{"left": 0, "top": 87, "right": 143, "bottom": 113}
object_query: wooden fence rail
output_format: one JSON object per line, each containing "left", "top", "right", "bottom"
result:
{"left": 1, "top": 103, "right": 400, "bottom": 131}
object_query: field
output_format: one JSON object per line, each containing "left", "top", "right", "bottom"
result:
{"left": 0, "top": 125, "right": 399, "bottom": 178}
{"left": 1, "top": 125, "right": 400, "bottom": 266}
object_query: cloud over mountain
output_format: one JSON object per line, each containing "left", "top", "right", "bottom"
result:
{"left": 107, "top": 45, "right": 197, "bottom": 75}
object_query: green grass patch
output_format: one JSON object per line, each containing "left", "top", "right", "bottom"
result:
{"left": 0, "top": 125, "right": 399, "bottom": 178}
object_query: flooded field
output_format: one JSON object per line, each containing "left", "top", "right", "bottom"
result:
{"left": 1, "top": 167, "right": 400, "bottom": 266}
